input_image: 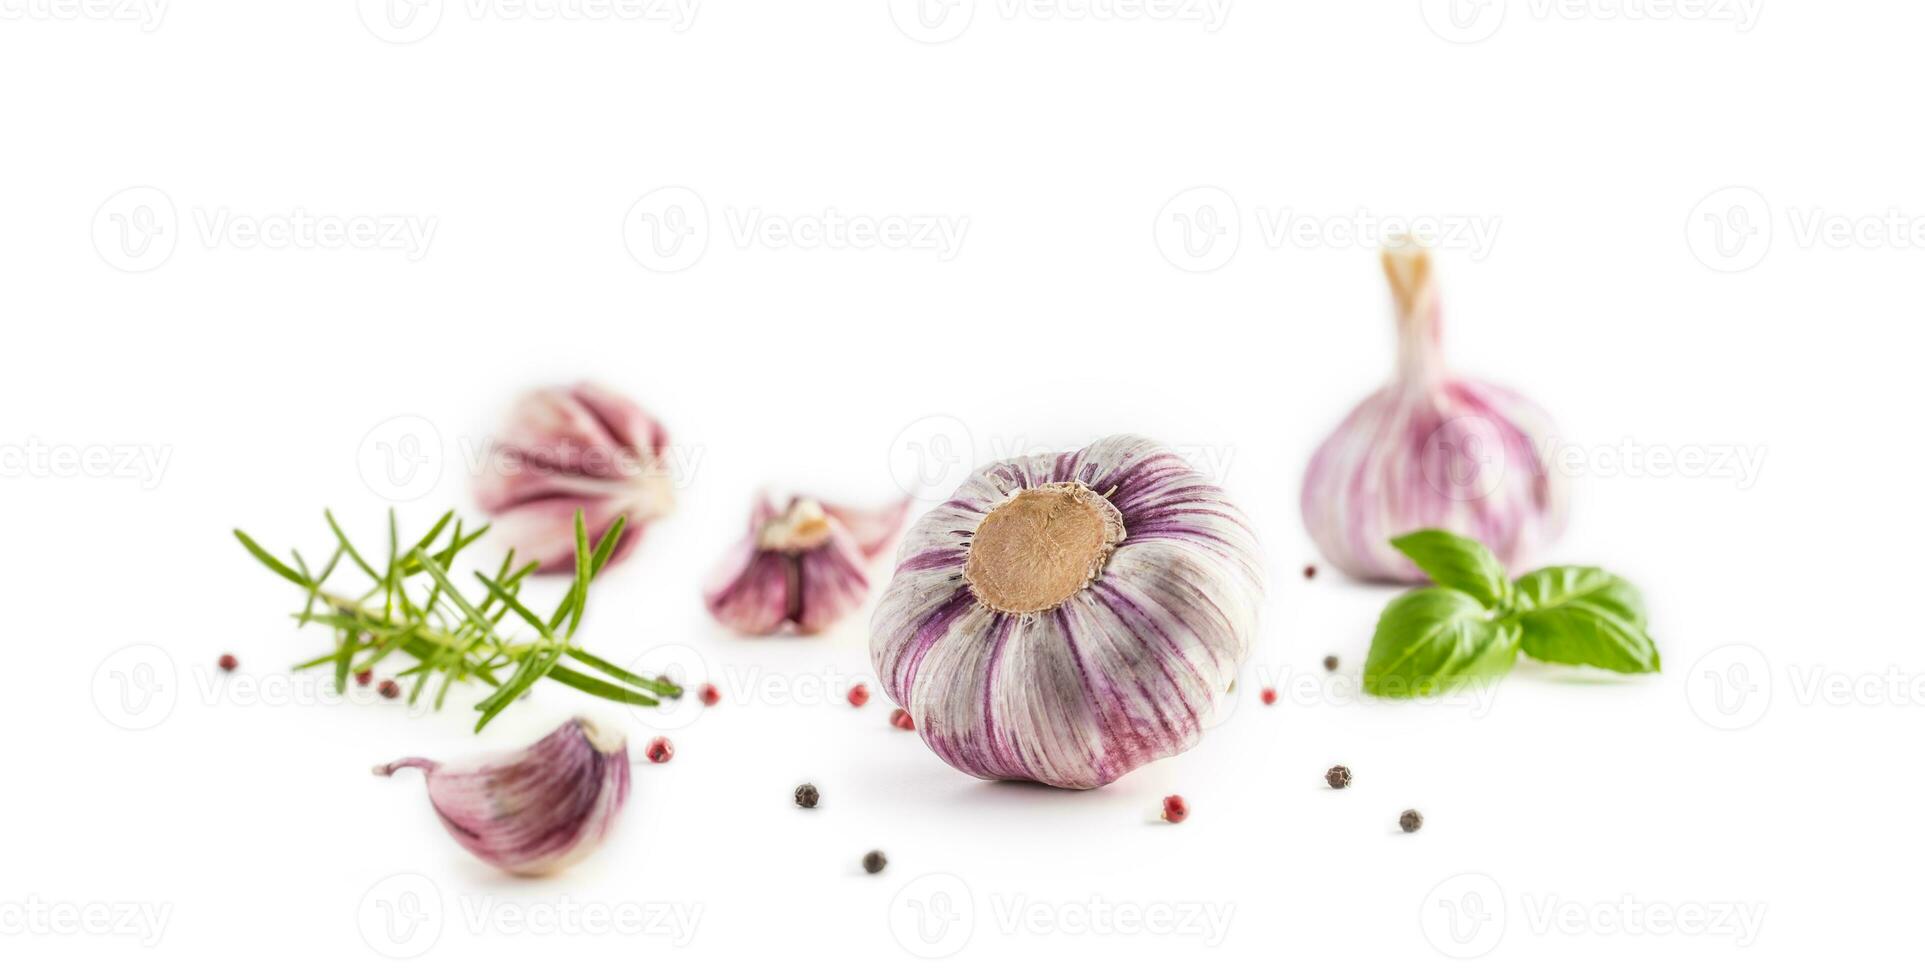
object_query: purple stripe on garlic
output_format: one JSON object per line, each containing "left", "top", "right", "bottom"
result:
{"left": 870, "top": 435, "right": 1262, "bottom": 790}
{"left": 374, "top": 717, "right": 630, "bottom": 876}
{"left": 1301, "top": 243, "right": 1568, "bottom": 581}
{"left": 474, "top": 382, "right": 675, "bottom": 573}
{"left": 703, "top": 495, "right": 909, "bottom": 635}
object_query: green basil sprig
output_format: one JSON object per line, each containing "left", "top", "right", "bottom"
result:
{"left": 1362, "top": 529, "right": 1661, "bottom": 697}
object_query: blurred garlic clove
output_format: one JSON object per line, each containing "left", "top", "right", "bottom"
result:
{"left": 474, "top": 382, "right": 675, "bottom": 573}
{"left": 703, "top": 495, "right": 906, "bottom": 635}
{"left": 1301, "top": 243, "right": 1568, "bottom": 582}
{"left": 820, "top": 498, "right": 911, "bottom": 560}
{"left": 870, "top": 436, "right": 1263, "bottom": 790}
{"left": 373, "top": 717, "right": 630, "bottom": 877}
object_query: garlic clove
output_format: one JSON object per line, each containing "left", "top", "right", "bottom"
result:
{"left": 870, "top": 435, "right": 1263, "bottom": 790}
{"left": 474, "top": 383, "right": 675, "bottom": 573}
{"left": 819, "top": 498, "right": 912, "bottom": 561}
{"left": 702, "top": 495, "right": 890, "bottom": 635}
{"left": 373, "top": 717, "right": 631, "bottom": 876}
{"left": 1301, "top": 243, "right": 1568, "bottom": 582}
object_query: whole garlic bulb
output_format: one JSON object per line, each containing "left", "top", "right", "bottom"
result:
{"left": 474, "top": 382, "right": 674, "bottom": 573}
{"left": 703, "top": 495, "right": 908, "bottom": 635}
{"left": 373, "top": 717, "right": 630, "bottom": 876}
{"left": 870, "top": 435, "right": 1262, "bottom": 790}
{"left": 1301, "top": 244, "right": 1567, "bottom": 581}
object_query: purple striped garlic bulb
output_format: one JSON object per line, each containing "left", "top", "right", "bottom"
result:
{"left": 870, "top": 435, "right": 1262, "bottom": 790}
{"left": 373, "top": 717, "right": 630, "bottom": 876}
{"left": 703, "top": 495, "right": 909, "bottom": 635}
{"left": 474, "top": 382, "right": 674, "bottom": 573}
{"left": 1301, "top": 244, "right": 1568, "bottom": 582}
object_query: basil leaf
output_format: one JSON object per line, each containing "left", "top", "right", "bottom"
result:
{"left": 1390, "top": 529, "right": 1513, "bottom": 609}
{"left": 1513, "top": 567, "right": 1660, "bottom": 673}
{"left": 1363, "top": 587, "right": 1521, "bottom": 698}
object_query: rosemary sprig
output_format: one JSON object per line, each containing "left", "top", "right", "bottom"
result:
{"left": 235, "top": 508, "right": 680, "bottom": 731}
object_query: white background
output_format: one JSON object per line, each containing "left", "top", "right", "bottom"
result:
{"left": 2, "top": 0, "right": 1918, "bottom": 974}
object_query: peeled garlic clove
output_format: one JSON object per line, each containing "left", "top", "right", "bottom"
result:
{"left": 1301, "top": 243, "right": 1568, "bottom": 582}
{"left": 870, "top": 435, "right": 1263, "bottom": 790}
{"left": 703, "top": 495, "right": 898, "bottom": 635}
{"left": 373, "top": 717, "right": 630, "bottom": 876}
{"left": 474, "top": 382, "right": 674, "bottom": 573}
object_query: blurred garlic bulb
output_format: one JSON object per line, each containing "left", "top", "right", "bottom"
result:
{"left": 1301, "top": 244, "right": 1567, "bottom": 581}
{"left": 703, "top": 494, "right": 908, "bottom": 635}
{"left": 373, "top": 717, "right": 629, "bottom": 876}
{"left": 474, "top": 382, "right": 674, "bottom": 572}
{"left": 871, "top": 435, "right": 1261, "bottom": 790}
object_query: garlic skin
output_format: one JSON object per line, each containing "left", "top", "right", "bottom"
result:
{"left": 870, "top": 435, "right": 1262, "bottom": 790}
{"left": 373, "top": 717, "right": 630, "bottom": 876}
{"left": 703, "top": 495, "right": 908, "bottom": 635}
{"left": 473, "top": 382, "right": 674, "bottom": 573}
{"left": 1301, "top": 245, "right": 1567, "bottom": 581}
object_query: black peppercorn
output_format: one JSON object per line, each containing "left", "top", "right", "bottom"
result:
{"left": 1322, "top": 654, "right": 1339, "bottom": 672}
{"left": 1303, "top": 564, "right": 1317, "bottom": 580}
{"left": 1400, "top": 809, "right": 1423, "bottom": 833}
{"left": 862, "top": 850, "right": 887, "bottom": 874}
{"left": 794, "top": 783, "right": 820, "bottom": 809}
{"left": 1325, "top": 765, "right": 1352, "bottom": 789}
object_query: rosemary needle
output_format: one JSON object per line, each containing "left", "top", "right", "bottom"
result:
{"left": 235, "top": 508, "right": 678, "bottom": 731}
